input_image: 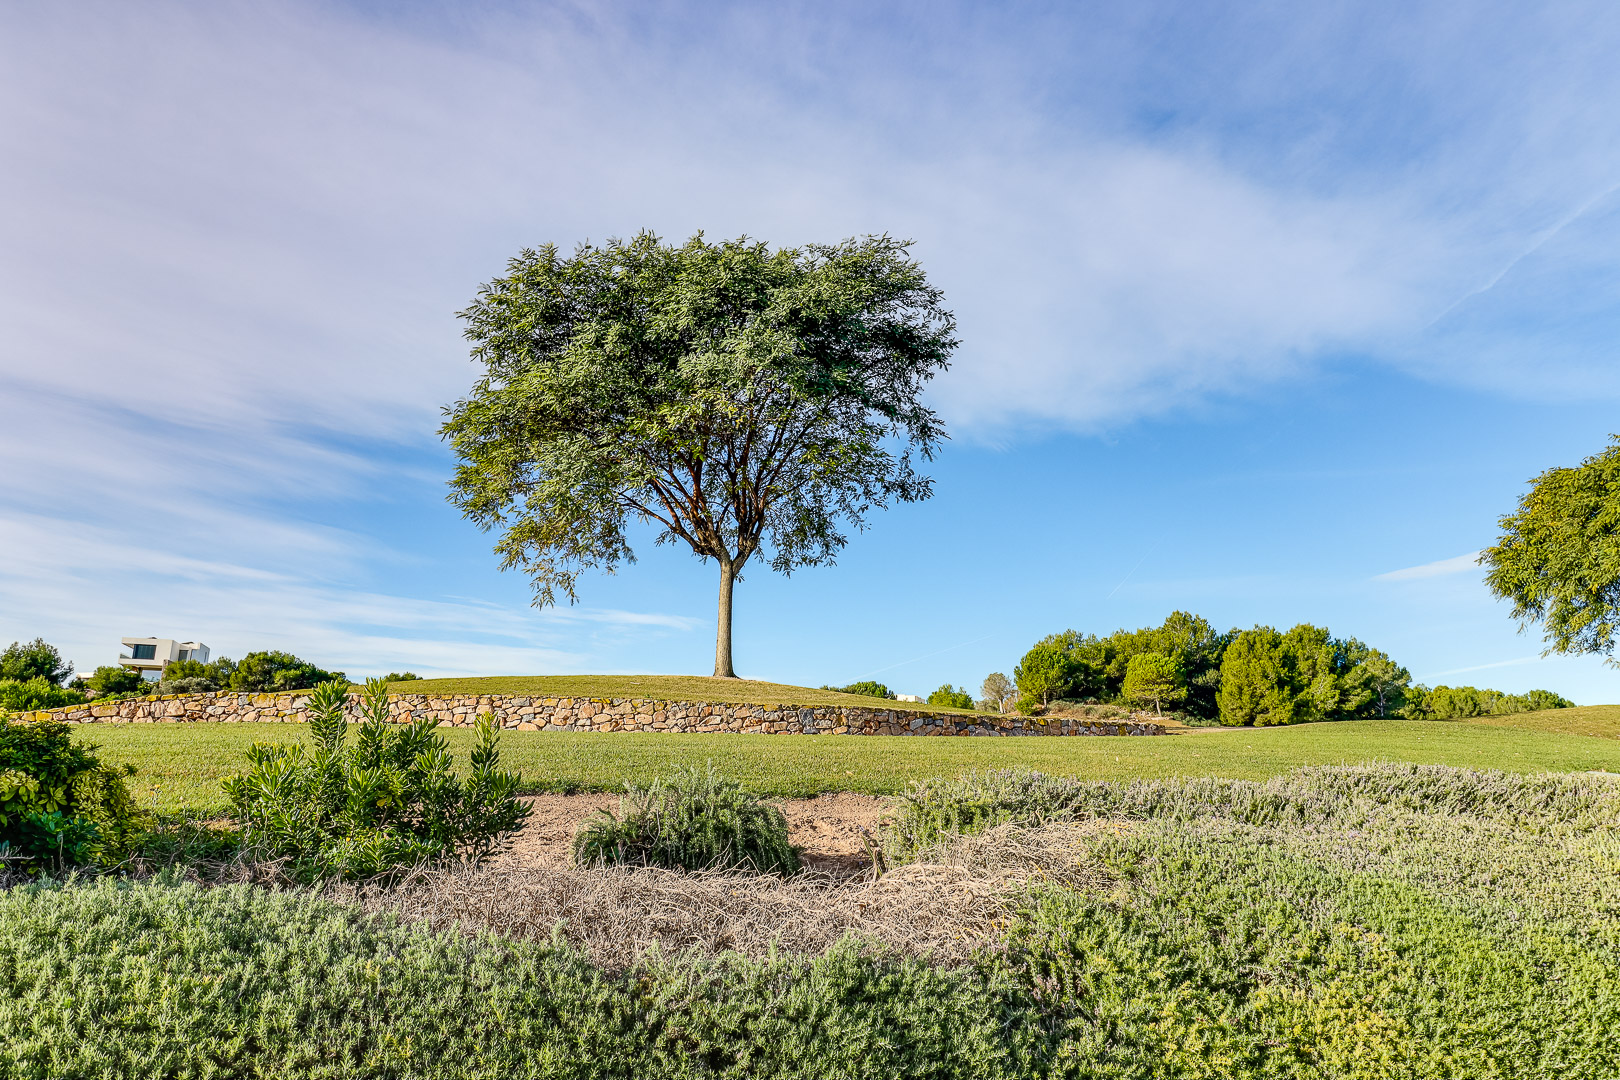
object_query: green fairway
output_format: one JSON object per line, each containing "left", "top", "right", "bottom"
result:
{"left": 79, "top": 718, "right": 1620, "bottom": 813}
{"left": 384, "top": 674, "right": 983, "bottom": 714}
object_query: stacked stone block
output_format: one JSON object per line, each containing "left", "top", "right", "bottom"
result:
{"left": 25, "top": 691, "right": 1165, "bottom": 737}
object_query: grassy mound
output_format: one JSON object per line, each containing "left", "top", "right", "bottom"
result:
{"left": 1462, "top": 702, "right": 1620, "bottom": 739}
{"left": 387, "top": 674, "right": 986, "bottom": 714}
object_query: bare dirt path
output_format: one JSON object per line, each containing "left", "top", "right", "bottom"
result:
{"left": 497, "top": 792, "right": 890, "bottom": 874}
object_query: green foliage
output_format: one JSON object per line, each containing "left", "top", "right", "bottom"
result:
{"left": 1215, "top": 623, "right": 1425, "bottom": 727}
{"left": 0, "top": 638, "right": 72, "bottom": 686}
{"left": 83, "top": 665, "right": 146, "bottom": 696}
{"left": 1120, "top": 651, "right": 1186, "bottom": 715}
{"left": 0, "top": 878, "right": 1034, "bottom": 1079}
{"left": 1014, "top": 613, "right": 1233, "bottom": 718}
{"left": 0, "top": 678, "right": 85, "bottom": 714}
{"left": 384, "top": 671, "right": 422, "bottom": 681}
{"left": 1523, "top": 688, "right": 1576, "bottom": 710}
{"left": 927, "top": 684, "right": 975, "bottom": 709}
{"left": 1217, "top": 626, "right": 1299, "bottom": 725}
{"left": 156, "top": 656, "right": 240, "bottom": 690}
{"left": 0, "top": 719, "right": 140, "bottom": 868}
{"left": 226, "top": 650, "right": 344, "bottom": 692}
{"left": 573, "top": 765, "right": 800, "bottom": 874}
{"left": 978, "top": 672, "right": 1015, "bottom": 713}
{"left": 1012, "top": 641, "right": 1083, "bottom": 708}
{"left": 1408, "top": 684, "right": 1577, "bottom": 720}
{"left": 222, "top": 678, "right": 529, "bottom": 881}
{"left": 1483, "top": 434, "right": 1620, "bottom": 661}
{"left": 820, "top": 680, "right": 895, "bottom": 699}
{"left": 152, "top": 676, "right": 218, "bottom": 696}
{"left": 443, "top": 231, "right": 957, "bottom": 677}
{"left": 891, "top": 764, "right": 1620, "bottom": 1079}
{"left": 14, "top": 765, "right": 1620, "bottom": 1078}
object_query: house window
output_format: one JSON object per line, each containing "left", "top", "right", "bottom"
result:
{"left": 130, "top": 644, "right": 156, "bottom": 660}
{"left": 178, "top": 650, "right": 190, "bottom": 661}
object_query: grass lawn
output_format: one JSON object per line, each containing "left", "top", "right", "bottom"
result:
{"left": 82, "top": 716, "right": 1620, "bottom": 813}
{"left": 1461, "top": 703, "right": 1620, "bottom": 739}
{"left": 384, "top": 674, "right": 984, "bottom": 714}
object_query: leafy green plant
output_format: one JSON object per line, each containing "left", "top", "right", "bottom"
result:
{"left": 927, "top": 684, "right": 975, "bottom": 709}
{"left": 0, "top": 877, "right": 1031, "bottom": 1079}
{"left": 82, "top": 664, "right": 147, "bottom": 696}
{"left": 821, "top": 680, "right": 896, "bottom": 699}
{"left": 0, "top": 678, "right": 85, "bottom": 714}
{"left": 573, "top": 764, "right": 800, "bottom": 874}
{"left": 223, "top": 678, "right": 529, "bottom": 881}
{"left": 0, "top": 638, "right": 73, "bottom": 685}
{"left": 227, "top": 650, "right": 344, "bottom": 692}
{"left": 0, "top": 718, "right": 141, "bottom": 869}
{"left": 1120, "top": 651, "right": 1186, "bottom": 715}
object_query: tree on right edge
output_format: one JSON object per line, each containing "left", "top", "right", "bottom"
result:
{"left": 1482, "top": 436, "right": 1620, "bottom": 663}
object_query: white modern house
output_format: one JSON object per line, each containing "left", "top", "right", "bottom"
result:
{"left": 119, "top": 637, "right": 210, "bottom": 681}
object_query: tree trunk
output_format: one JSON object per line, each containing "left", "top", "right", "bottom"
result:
{"left": 714, "top": 558, "right": 738, "bottom": 678}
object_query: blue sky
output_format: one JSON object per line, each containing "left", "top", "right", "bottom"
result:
{"left": 4, "top": 0, "right": 1620, "bottom": 702}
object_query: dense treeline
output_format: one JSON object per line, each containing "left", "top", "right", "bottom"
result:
{"left": 1008, "top": 612, "right": 1573, "bottom": 726}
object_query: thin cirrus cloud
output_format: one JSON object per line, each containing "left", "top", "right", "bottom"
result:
{"left": 1373, "top": 552, "right": 1487, "bottom": 583}
{"left": 5, "top": 1, "right": 1620, "bottom": 675}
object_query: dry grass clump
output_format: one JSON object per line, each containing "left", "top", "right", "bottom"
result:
{"left": 340, "top": 824, "right": 1102, "bottom": 969}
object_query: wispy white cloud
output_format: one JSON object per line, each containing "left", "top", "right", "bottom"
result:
{"left": 1419, "top": 655, "right": 1547, "bottom": 680}
{"left": 1374, "top": 552, "right": 1485, "bottom": 582}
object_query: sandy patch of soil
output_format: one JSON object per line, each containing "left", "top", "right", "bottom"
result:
{"left": 497, "top": 792, "right": 890, "bottom": 875}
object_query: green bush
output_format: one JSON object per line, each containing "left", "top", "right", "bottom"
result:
{"left": 227, "top": 650, "right": 344, "bottom": 692}
{"left": 0, "top": 876, "right": 1035, "bottom": 1079}
{"left": 0, "top": 678, "right": 84, "bottom": 714}
{"left": 573, "top": 765, "right": 800, "bottom": 874}
{"left": 222, "top": 678, "right": 529, "bottom": 881}
{"left": 82, "top": 665, "right": 146, "bottom": 696}
{"left": 385, "top": 671, "right": 423, "bottom": 681}
{"left": 163, "top": 655, "right": 239, "bottom": 687}
{"left": 0, "top": 719, "right": 140, "bottom": 869}
{"left": 820, "top": 680, "right": 895, "bottom": 699}
{"left": 927, "top": 683, "right": 975, "bottom": 709}
{"left": 151, "top": 676, "right": 218, "bottom": 695}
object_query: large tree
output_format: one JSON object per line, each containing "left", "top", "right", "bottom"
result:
{"left": 1482, "top": 436, "right": 1620, "bottom": 663}
{"left": 0, "top": 638, "right": 72, "bottom": 686}
{"left": 443, "top": 232, "right": 956, "bottom": 678}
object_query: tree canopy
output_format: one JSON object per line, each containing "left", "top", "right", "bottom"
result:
{"left": 1120, "top": 652, "right": 1185, "bottom": 716}
{"left": 1483, "top": 435, "right": 1620, "bottom": 663}
{"left": 0, "top": 639, "right": 72, "bottom": 686}
{"left": 443, "top": 232, "right": 956, "bottom": 677}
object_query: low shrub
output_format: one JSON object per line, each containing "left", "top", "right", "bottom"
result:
{"left": 385, "top": 671, "right": 423, "bottom": 681}
{"left": 0, "top": 678, "right": 84, "bottom": 714}
{"left": 0, "top": 876, "right": 1037, "bottom": 1079}
{"left": 573, "top": 765, "right": 801, "bottom": 874}
{"left": 223, "top": 678, "right": 529, "bottom": 881}
{"left": 81, "top": 664, "right": 146, "bottom": 696}
{"left": 820, "top": 680, "right": 896, "bottom": 699}
{"left": 151, "top": 675, "right": 218, "bottom": 695}
{"left": 0, "top": 719, "right": 141, "bottom": 869}
{"left": 886, "top": 762, "right": 1620, "bottom": 857}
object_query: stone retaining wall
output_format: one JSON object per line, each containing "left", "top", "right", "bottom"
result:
{"left": 26, "top": 691, "right": 1165, "bottom": 737}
